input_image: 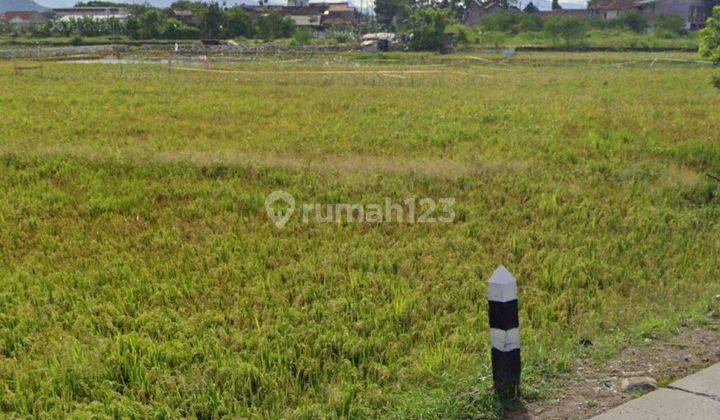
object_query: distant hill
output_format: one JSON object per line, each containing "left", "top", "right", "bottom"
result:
{"left": 0, "top": 0, "right": 48, "bottom": 12}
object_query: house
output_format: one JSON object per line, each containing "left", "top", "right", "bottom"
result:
{"left": 595, "top": 0, "right": 643, "bottom": 19}
{"left": 596, "top": 0, "right": 707, "bottom": 28}
{"left": 170, "top": 8, "right": 197, "bottom": 24}
{"left": 0, "top": 11, "right": 46, "bottom": 25}
{"left": 633, "top": 0, "right": 707, "bottom": 28}
{"left": 321, "top": 3, "right": 359, "bottom": 28}
{"left": 289, "top": 14, "right": 323, "bottom": 28}
{"left": 248, "top": 2, "right": 358, "bottom": 30}
{"left": 52, "top": 7, "right": 130, "bottom": 22}
{"left": 465, "top": 0, "right": 521, "bottom": 26}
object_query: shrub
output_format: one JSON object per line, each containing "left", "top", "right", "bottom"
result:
{"left": 291, "top": 27, "right": 314, "bottom": 45}
{"left": 478, "top": 30, "right": 506, "bottom": 49}
{"left": 223, "top": 6, "right": 255, "bottom": 38}
{"left": 479, "top": 11, "right": 522, "bottom": 33}
{"left": 586, "top": 16, "right": 607, "bottom": 29}
{"left": 333, "top": 31, "right": 354, "bottom": 43}
{"left": 446, "top": 24, "right": 476, "bottom": 45}
{"left": 545, "top": 17, "right": 587, "bottom": 45}
{"left": 162, "top": 19, "right": 200, "bottom": 39}
{"left": 70, "top": 35, "right": 83, "bottom": 45}
{"left": 519, "top": 13, "right": 544, "bottom": 32}
{"left": 374, "top": 0, "right": 410, "bottom": 31}
{"left": 655, "top": 13, "right": 686, "bottom": 36}
{"left": 613, "top": 12, "right": 648, "bottom": 33}
{"left": 700, "top": 6, "right": 720, "bottom": 64}
{"left": 408, "top": 7, "right": 451, "bottom": 52}
{"left": 254, "top": 12, "right": 295, "bottom": 41}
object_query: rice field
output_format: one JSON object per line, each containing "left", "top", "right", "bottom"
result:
{"left": 0, "top": 51, "right": 719, "bottom": 417}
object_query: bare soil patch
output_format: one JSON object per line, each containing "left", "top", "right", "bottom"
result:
{"left": 514, "top": 324, "right": 720, "bottom": 419}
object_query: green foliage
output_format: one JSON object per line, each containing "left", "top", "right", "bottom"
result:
{"left": 545, "top": 17, "right": 587, "bottom": 45}
{"left": 479, "top": 11, "right": 543, "bottom": 34}
{"left": 223, "top": 6, "right": 255, "bottom": 38}
{"left": 124, "top": 8, "right": 200, "bottom": 40}
{"left": 479, "top": 30, "right": 507, "bottom": 48}
{"left": 446, "top": 24, "right": 478, "bottom": 45}
{"left": 254, "top": 12, "right": 295, "bottom": 41}
{"left": 479, "top": 11, "right": 522, "bottom": 33}
{"left": 407, "top": 7, "right": 451, "bottom": 52}
{"left": 490, "top": 27, "right": 699, "bottom": 50}
{"left": 612, "top": 12, "right": 648, "bottom": 34}
{"left": 291, "top": 27, "right": 314, "bottom": 45}
{"left": 586, "top": 16, "right": 608, "bottom": 29}
{"left": 700, "top": 6, "right": 720, "bottom": 63}
{"left": 374, "top": 0, "right": 410, "bottom": 30}
{"left": 128, "top": 8, "right": 164, "bottom": 39}
{"left": 17, "top": 2, "right": 297, "bottom": 41}
{"left": 519, "top": 13, "right": 544, "bottom": 32}
{"left": 162, "top": 18, "right": 201, "bottom": 39}
{"left": 203, "top": 2, "right": 224, "bottom": 38}
{"left": 655, "top": 13, "right": 686, "bottom": 37}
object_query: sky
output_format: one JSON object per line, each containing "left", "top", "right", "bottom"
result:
{"left": 34, "top": 0, "right": 587, "bottom": 11}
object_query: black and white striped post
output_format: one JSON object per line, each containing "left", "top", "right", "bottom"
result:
{"left": 488, "top": 265, "right": 521, "bottom": 399}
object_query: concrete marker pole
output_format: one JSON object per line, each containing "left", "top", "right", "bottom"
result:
{"left": 488, "top": 265, "right": 520, "bottom": 399}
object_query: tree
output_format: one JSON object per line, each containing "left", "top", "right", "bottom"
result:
{"left": 700, "top": 6, "right": 720, "bottom": 64}
{"left": 702, "top": 0, "right": 720, "bottom": 17}
{"left": 132, "top": 8, "right": 164, "bottom": 39}
{"left": 551, "top": 0, "right": 562, "bottom": 10}
{"left": 407, "top": 7, "right": 451, "bottom": 52}
{"left": 254, "top": 12, "right": 294, "bottom": 41}
{"left": 223, "top": 6, "right": 254, "bottom": 38}
{"left": 162, "top": 18, "right": 201, "bottom": 39}
{"left": 436, "top": 0, "right": 466, "bottom": 19}
{"left": 523, "top": 2, "right": 539, "bottom": 13}
{"left": 203, "top": 2, "right": 224, "bottom": 38}
{"left": 374, "top": 0, "right": 410, "bottom": 30}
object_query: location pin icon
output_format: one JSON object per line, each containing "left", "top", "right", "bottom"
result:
{"left": 265, "top": 190, "right": 295, "bottom": 229}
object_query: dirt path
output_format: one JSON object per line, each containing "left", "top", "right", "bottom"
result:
{"left": 514, "top": 324, "right": 720, "bottom": 419}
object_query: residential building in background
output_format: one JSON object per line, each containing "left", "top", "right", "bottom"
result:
{"left": 596, "top": 0, "right": 708, "bottom": 28}
{"left": 52, "top": 7, "right": 130, "bottom": 23}
{"left": 0, "top": 10, "right": 46, "bottom": 25}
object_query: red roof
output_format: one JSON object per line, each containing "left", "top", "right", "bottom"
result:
{"left": 0, "top": 11, "right": 43, "bottom": 21}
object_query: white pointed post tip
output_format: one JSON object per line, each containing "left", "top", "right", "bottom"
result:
{"left": 487, "top": 265, "right": 518, "bottom": 303}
